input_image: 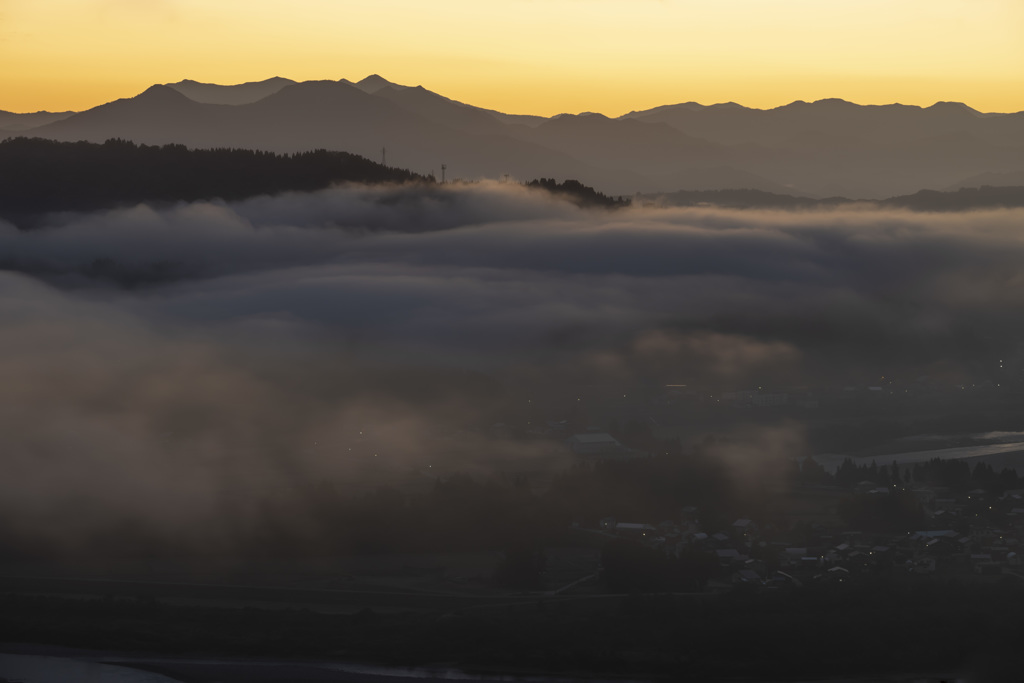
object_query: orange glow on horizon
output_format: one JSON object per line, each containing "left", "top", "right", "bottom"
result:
{"left": 2, "top": 0, "right": 1023, "bottom": 116}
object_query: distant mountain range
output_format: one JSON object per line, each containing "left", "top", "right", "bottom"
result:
{"left": 641, "top": 185, "right": 1024, "bottom": 212}
{"left": 4, "top": 76, "right": 1024, "bottom": 198}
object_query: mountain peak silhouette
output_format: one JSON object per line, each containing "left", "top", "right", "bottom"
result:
{"left": 811, "top": 98, "right": 857, "bottom": 107}
{"left": 134, "top": 84, "right": 193, "bottom": 105}
{"left": 928, "top": 101, "right": 981, "bottom": 116}
{"left": 164, "top": 77, "right": 296, "bottom": 105}
{"left": 356, "top": 74, "right": 403, "bottom": 93}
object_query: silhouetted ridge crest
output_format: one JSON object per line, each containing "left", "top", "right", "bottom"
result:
{"left": 927, "top": 101, "right": 982, "bottom": 116}
{"left": 256, "top": 79, "right": 377, "bottom": 107}
{"left": 164, "top": 77, "right": 298, "bottom": 105}
{"left": 356, "top": 74, "right": 406, "bottom": 93}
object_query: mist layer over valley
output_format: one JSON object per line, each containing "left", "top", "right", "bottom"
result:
{"left": 2, "top": 177, "right": 1024, "bottom": 564}
{"left": 7, "top": 0, "right": 1024, "bottom": 668}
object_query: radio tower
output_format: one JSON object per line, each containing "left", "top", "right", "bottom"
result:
{"left": 441, "top": 164, "right": 447, "bottom": 184}
{"left": 381, "top": 146, "right": 387, "bottom": 166}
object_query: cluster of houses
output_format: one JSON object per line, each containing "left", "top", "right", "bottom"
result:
{"left": 905, "top": 485, "right": 1024, "bottom": 575}
{"left": 592, "top": 485, "right": 1024, "bottom": 591}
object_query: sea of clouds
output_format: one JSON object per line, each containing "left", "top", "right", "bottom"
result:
{"left": 2, "top": 181, "right": 1022, "bottom": 556}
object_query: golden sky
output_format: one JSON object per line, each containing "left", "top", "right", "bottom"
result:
{"left": 2, "top": 0, "right": 1023, "bottom": 115}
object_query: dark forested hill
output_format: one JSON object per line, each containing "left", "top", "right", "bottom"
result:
{"left": 0, "top": 137, "right": 428, "bottom": 226}
{"left": 525, "top": 177, "right": 631, "bottom": 208}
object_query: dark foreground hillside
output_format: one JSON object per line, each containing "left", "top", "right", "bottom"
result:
{"left": 0, "top": 137, "right": 428, "bottom": 226}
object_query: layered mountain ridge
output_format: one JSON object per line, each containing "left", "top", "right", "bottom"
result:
{"left": 5, "top": 75, "right": 1024, "bottom": 198}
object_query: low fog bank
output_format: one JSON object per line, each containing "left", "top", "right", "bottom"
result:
{"left": 8, "top": 181, "right": 1024, "bottom": 379}
{"left": 0, "top": 272, "right": 584, "bottom": 559}
{"left": 3, "top": 181, "right": 1024, "bottom": 560}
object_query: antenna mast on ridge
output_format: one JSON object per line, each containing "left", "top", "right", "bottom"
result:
{"left": 382, "top": 146, "right": 387, "bottom": 166}
{"left": 441, "top": 164, "right": 447, "bottom": 184}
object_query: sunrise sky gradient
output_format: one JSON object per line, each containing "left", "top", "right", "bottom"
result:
{"left": 3, "top": 0, "right": 1023, "bottom": 115}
